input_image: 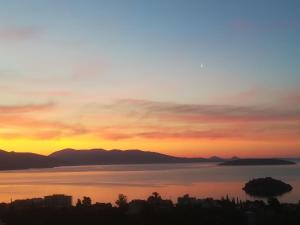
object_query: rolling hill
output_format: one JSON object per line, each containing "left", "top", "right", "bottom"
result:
{"left": 48, "top": 148, "right": 223, "bottom": 165}
{"left": 0, "top": 150, "right": 58, "bottom": 170}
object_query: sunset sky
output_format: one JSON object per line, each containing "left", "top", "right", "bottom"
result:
{"left": 0, "top": 0, "right": 300, "bottom": 157}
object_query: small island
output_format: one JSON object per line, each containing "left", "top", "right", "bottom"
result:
{"left": 219, "top": 158, "right": 295, "bottom": 166}
{"left": 243, "top": 177, "right": 293, "bottom": 197}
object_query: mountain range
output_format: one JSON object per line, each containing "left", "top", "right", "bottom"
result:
{"left": 0, "top": 148, "right": 297, "bottom": 171}
{"left": 0, "top": 148, "right": 226, "bottom": 170}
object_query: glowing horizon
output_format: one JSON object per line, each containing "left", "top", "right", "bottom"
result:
{"left": 1, "top": 0, "right": 300, "bottom": 158}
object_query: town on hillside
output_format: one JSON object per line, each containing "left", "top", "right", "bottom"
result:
{"left": 0, "top": 193, "right": 299, "bottom": 225}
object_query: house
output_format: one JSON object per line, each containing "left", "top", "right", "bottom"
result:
{"left": 198, "top": 198, "right": 221, "bottom": 209}
{"left": 44, "top": 194, "right": 72, "bottom": 208}
{"left": 12, "top": 198, "right": 44, "bottom": 208}
{"left": 177, "top": 194, "right": 198, "bottom": 206}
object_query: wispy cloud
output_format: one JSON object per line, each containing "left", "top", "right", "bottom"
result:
{"left": 107, "top": 99, "right": 300, "bottom": 123}
{"left": 0, "top": 102, "right": 87, "bottom": 139}
{"left": 282, "top": 90, "right": 300, "bottom": 104}
{"left": 92, "top": 123, "right": 300, "bottom": 142}
{"left": 0, "top": 119, "right": 86, "bottom": 139}
{"left": 81, "top": 98, "right": 300, "bottom": 142}
{"left": 20, "top": 90, "right": 74, "bottom": 98}
{"left": 1, "top": 99, "right": 299, "bottom": 143}
{"left": 71, "top": 62, "right": 104, "bottom": 80}
{"left": 0, "top": 27, "right": 43, "bottom": 41}
{"left": 0, "top": 102, "right": 55, "bottom": 114}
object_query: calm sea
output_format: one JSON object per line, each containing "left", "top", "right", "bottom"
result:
{"left": 0, "top": 163, "right": 299, "bottom": 204}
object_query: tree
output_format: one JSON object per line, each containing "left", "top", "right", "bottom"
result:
{"left": 115, "top": 194, "right": 128, "bottom": 209}
{"left": 147, "top": 192, "right": 162, "bottom": 206}
{"left": 76, "top": 199, "right": 82, "bottom": 207}
{"left": 82, "top": 196, "right": 92, "bottom": 207}
{"left": 152, "top": 192, "right": 161, "bottom": 199}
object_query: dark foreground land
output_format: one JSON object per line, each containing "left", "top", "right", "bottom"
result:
{"left": 0, "top": 193, "right": 300, "bottom": 225}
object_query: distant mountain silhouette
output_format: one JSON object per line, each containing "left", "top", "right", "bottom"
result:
{"left": 0, "top": 148, "right": 297, "bottom": 171}
{"left": 0, "top": 150, "right": 58, "bottom": 170}
{"left": 49, "top": 148, "right": 224, "bottom": 166}
{"left": 219, "top": 158, "right": 295, "bottom": 166}
{"left": 0, "top": 148, "right": 226, "bottom": 170}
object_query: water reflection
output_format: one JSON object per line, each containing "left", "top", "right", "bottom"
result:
{"left": 0, "top": 163, "right": 299, "bottom": 203}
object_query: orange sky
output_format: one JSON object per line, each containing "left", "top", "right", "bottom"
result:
{"left": 0, "top": 99, "right": 300, "bottom": 157}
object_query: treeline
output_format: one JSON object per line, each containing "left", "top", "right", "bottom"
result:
{"left": 0, "top": 192, "right": 299, "bottom": 225}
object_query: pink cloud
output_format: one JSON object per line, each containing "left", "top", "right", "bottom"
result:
{"left": 82, "top": 98, "right": 300, "bottom": 142}
{"left": 107, "top": 99, "right": 300, "bottom": 123}
{"left": 282, "top": 90, "right": 300, "bottom": 104}
{"left": 0, "top": 102, "right": 88, "bottom": 139}
{"left": 93, "top": 124, "right": 300, "bottom": 142}
{"left": 0, "top": 102, "right": 55, "bottom": 114}
{"left": 0, "top": 27, "right": 42, "bottom": 41}
{"left": 71, "top": 59, "right": 108, "bottom": 81}
{"left": 21, "top": 90, "right": 74, "bottom": 98}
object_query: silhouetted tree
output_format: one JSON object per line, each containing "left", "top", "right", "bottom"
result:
{"left": 231, "top": 197, "right": 236, "bottom": 204}
{"left": 225, "top": 194, "right": 229, "bottom": 201}
{"left": 76, "top": 199, "right": 82, "bottom": 207}
{"left": 147, "top": 192, "right": 162, "bottom": 206}
{"left": 82, "top": 196, "right": 92, "bottom": 207}
{"left": 115, "top": 194, "right": 128, "bottom": 209}
{"left": 1, "top": 193, "right": 300, "bottom": 225}
{"left": 152, "top": 192, "right": 162, "bottom": 200}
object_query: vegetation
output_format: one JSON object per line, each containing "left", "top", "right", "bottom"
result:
{"left": 115, "top": 194, "right": 128, "bottom": 209}
{"left": 243, "top": 177, "right": 293, "bottom": 197}
{"left": 0, "top": 192, "right": 299, "bottom": 225}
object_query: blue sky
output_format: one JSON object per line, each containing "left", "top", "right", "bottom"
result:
{"left": 1, "top": 0, "right": 299, "bottom": 92}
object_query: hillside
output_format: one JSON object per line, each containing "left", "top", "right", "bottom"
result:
{"left": 0, "top": 148, "right": 225, "bottom": 170}
{"left": 49, "top": 148, "right": 222, "bottom": 165}
{"left": 0, "top": 150, "right": 58, "bottom": 170}
{"left": 0, "top": 148, "right": 297, "bottom": 171}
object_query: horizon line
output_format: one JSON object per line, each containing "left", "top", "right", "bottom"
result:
{"left": 0, "top": 148, "right": 299, "bottom": 159}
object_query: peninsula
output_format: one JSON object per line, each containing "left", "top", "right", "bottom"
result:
{"left": 219, "top": 158, "right": 295, "bottom": 166}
